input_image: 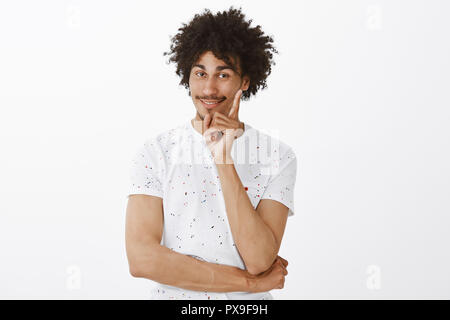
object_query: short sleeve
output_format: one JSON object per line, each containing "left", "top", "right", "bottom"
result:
{"left": 127, "top": 140, "right": 165, "bottom": 199}
{"left": 260, "top": 147, "right": 297, "bottom": 217}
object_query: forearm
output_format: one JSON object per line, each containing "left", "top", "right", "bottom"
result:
{"left": 216, "top": 161, "right": 278, "bottom": 274}
{"left": 131, "top": 243, "right": 255, "bottom": 293}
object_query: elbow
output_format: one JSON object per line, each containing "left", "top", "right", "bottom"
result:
{"left": 129, "top": 263, "right": 143, "bottom": 278}
{"left": 246, "top": 254, "right": 277, "bottom": 276}
{"left": 127, "top": 245, "right": 160, "bottom": 279}
{"left": 128, "top": 258, "right": 154, "bottom": 279}
{"left": 247, "top": 267, "right": 263, "bottom": 276}
{"left": 246, "top": 261, "right": 272, "bottom": 276}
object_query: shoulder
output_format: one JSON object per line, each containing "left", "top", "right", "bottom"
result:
{"left": 141, "top": 121, "right": 187, "bottom": 154}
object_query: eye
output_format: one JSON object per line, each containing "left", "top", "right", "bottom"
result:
{"left": 194, "top": 71, "right": 230, "bottom": 79}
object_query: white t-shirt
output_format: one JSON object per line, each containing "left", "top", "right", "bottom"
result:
{"left": 127, "top": 120, "right": 297, "bottom": 300}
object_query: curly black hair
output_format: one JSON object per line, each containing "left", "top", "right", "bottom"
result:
{"left": 163, "top": 6, "right": 279, "bottom": 101}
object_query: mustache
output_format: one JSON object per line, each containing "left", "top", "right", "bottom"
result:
{"left": 197, "top": 97, "right": 226, "bottom": 101}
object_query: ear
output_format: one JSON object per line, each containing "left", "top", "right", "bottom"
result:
{"left": 241, "top": 75, "right": 250, "bottom": 92}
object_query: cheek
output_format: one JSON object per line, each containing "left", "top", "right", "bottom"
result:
{"left": 191, "top": 82, "right": 204, "bottom": 95}
{"left": 188, "top": 76, "right": 197, "bottom": 90}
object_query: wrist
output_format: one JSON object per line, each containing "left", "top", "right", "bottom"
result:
{"left": 214, "top": 154, "right": 234, "bottom": 165}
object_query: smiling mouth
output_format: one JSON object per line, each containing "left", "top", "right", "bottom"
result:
{"left": 201, "top": 99, "right": 224, "bottom": 104}
{"left": 200, "top": 99, "right": 225, "bottom": 109}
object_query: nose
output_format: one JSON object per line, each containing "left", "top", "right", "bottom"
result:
{"left": 202, "top": 77, "right": 219, "bottom": 98}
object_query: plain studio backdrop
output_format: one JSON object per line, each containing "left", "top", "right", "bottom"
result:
{"left": 0, "top": 0, "right": 449, "bottom": 299}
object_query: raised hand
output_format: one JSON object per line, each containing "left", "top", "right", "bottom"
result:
{"left": 202, "top": 89, "right": 245, "bottom": 164}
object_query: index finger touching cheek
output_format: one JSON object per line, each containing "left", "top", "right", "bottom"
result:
{"left": 228, "top": 89, "right": 242, "bottom": 119}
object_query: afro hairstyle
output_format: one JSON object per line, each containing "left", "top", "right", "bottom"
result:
{"left": 163, "top": 6, "right": 279, "bottom": 101}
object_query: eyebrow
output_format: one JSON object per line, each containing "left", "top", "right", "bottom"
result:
{"left": 193, "top": 64, "right": 236, "bottom": 72}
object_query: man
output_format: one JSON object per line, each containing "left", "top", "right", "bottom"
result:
{"left": 125, "top": 7, "right": 297, "bottom": 300}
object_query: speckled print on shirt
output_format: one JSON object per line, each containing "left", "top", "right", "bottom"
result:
{"left": 128, "top": 120, "right": 297, "bottom": 300}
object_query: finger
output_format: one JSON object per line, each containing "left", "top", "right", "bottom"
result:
{"left": 229, "top": 89, "right": 242, "bottom": 119}
{"left": 210, "top": 114, "right": 232, "bottom": 132}
{"left": 278, "top": 256, "right": 288, "bottom": 267}
{"left": 213, "top": 111, "right": 233, "bottom": 121}
{"left": 203, "top": 113, "right": 212, "bottom": 133}
{"left": 277, "top": 259, "right": 285, "bottom": 270}
{"left": 213, "top": 111, "right": 227, "bottom": 119}
{"left": 203, "top": 127, "right": 222, "bottom": 142}
{"left": 228, "top": 89, "right": 242, "bottom": 119}
{"left": 211, "top": 132, "right": 220, "bottom": 142}
{"left": 203, "top": 127, "right": 219, "bottom": 139}
{"left": 210, "top": 111, "right": 223, "bottom": 128}
{"left": 203, "top": 126, "right": 214, "bottom": 140}
{"left": 207, "top": 121, "right": 228, "bottom": 134}
{"left": 213, "top": 113, "right": 234, "bottom": 130}
{"left": 212, "top": 118, "right": 229, "bottom": 128}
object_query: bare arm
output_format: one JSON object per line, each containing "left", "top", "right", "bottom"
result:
{"left": 215, "top": 163, "right": 289, "bottom": 275}
{"left": 126, "top": 194, "right": 283, "bottom": 292}
{"left": 201, "top": 92, "right": 290, "bottom": 276}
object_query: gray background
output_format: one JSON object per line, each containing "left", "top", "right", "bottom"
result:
{"left": 0, "top": 0, "right": 449, "bottom": 299}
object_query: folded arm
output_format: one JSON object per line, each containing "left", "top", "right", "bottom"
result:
{"left": 215, "top": 163, "right": 289, "bottom": 275}
{"left": 125, "top": 194, "right": 255, "bottom": 292}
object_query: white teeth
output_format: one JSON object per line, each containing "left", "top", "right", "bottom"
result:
{"left": 202, "top": 100, "right": 222, "bottom": 105}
